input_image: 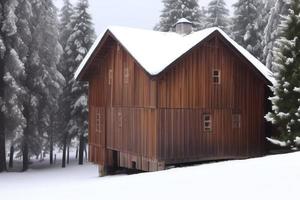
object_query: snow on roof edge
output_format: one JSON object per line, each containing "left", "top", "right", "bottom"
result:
{"left": 214, "top": 28, "right": 275, "bottom": 85}
{"left": 74, "top": 29, "right": 107, "bottom": 80}
{"left": 175, "top": 18, "right": 193, "bottom": 24}
{"left": 108, "top": 26, "right": 218, "bottom": 76}
{"left": 74, "top": 26, "right": 275, "bottom": 85}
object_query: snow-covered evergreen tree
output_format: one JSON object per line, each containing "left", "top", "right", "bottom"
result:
{"left": 65, "top": 0, "right": 95, "bottom": 165}
{"left": 155, "top": 0, "right": 205, "bottom": 31}
{"left": 263, "top": 0, "right": 289, "bottom": 70}
{"left": 0, "top": 1, "right": 7, "bottom": 173}
{"left": 59, "top": 0, "right": 74, "bottom": 53}
{"left": 58, "top": 0, "right": 75, "bottom": 168}
{"left": 12, "top": 0, "right": 35, "bottom": 171}
{"left": 1, "top": 0, "right": 27, "bottom": 169}
{"left": 0, "top": 0, "right": 31, "bottom": 172}
{"left": 19, "top": 0, "right": 64, "bottom": 169}
{"left": 199, "top": 6, "right": 208, "bottom": 29}
{"left": 3, "top": 47, "right": 26, "bottom": 164}
{"left": 265, "top": 0, "right": 300, "bottom": 149}
{"left": 206, "top": 0, "right": 230, "bottom": 32}
{"left": 35, "top": 0, "right": 64, "bottom": 164}
{"left": 232, "top": 0, "right": 264, "bottom": 59}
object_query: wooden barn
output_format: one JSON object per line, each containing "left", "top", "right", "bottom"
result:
{"left": 75, "top": 19, "right": 274, "bottom": 176}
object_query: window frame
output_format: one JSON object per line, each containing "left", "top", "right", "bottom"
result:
{"left": 212, "top": 69, "right": 221, "bottom": 85}
{"left": 203, "top": 114, "right": 212, "bottom": 132}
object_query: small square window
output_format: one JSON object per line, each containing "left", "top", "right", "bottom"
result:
{"left": 212, "top": 69, "right": 221, "bottom": 85}
{"left": 203, "top": 114, "right": 212, "bottom": 132}
{"left": 232, "top": 114, "right": 241, "bottom": 128}
{"left": 213, "top": 70, "right": 219, "bottom": 76}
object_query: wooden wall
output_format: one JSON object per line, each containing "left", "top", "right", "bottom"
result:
{"left": 87, "top": 39, "right": 159, "bottom": 169}
{"left": 156, "top": 36, "right": 267, "bottom": 164}
{"left": 87, "top": 33, "right": 269, "bottom": 171}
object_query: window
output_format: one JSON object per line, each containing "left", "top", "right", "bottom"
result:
{"left": 108, "top": 69, "right": 113, "bottom": 85}
{"left": 124, "top": 67, "right": 129, "bottom": 84}
{"left": 212, "top": 69, "right": 221, "bottom": 85}
{"left": 232, "top": 114, "right": 241, "bottom": 128}
{"left": 203, "top": 114, "right": 212, "bottom": 132}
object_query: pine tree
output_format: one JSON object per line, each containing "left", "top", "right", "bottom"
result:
{"left": 263, "top": 0, "right": 289, "bottom": 70}
{"left": 13, "top": 0, "right": 34, "bottom": 171}
{"left": 66, "top": 0, "right": 95, "bottom": 165}
{"left": 2, "top": 0, "right": 28, "bottom": 170}
{"left": 20, "top": 0, "right": 64, "bottom": 170}
{"left": 0, "top": 0, "right": 30, "bottom": 172}
{"left": 155, "top": 0, "right": 204, "bottom": 31}
{"left": 199, "top": 6, "right": 208, "bottom": 28}
{"left": 3, "top": 48, "right": 26, "bottom": 167}
{"left": 0, "top": 1, "right": 7, "bottom": 173}
{"left": 59, "top": 0, "right": 74, "bottom": 51}
{"left": 232, "top": 0, "right": 264, "bottom": 59}
{"left": 33, "top": 0, "right": 64, "bottom": 165}
{"left": 206, "top": 0, "right": 230, "bottom": 32}
{"left": 58, "top": 0, "right": 75, "bottom": 168}
{"left": 265, "top": 0, "right": 300, "bottom": 149}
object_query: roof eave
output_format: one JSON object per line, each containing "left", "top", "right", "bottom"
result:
{"left": 74, "top": 29, "right": 111, "bottom": 81}
{"left": 74, "top": 26, "right": 274, "bottom": 86}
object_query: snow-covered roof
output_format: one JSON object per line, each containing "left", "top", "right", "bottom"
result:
{"left": 75, "top": 26, "right": 274, "bottom": 84}
{"left": 175, "top": 18, "right": 193, "bottom": 24}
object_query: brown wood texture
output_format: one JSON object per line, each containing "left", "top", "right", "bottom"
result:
{"left": 156, "top": 37, "right": 267, "bottom": 164}
{"left": 86, "top": 33, "right": 269, "bottom": 171}
{"left": 87, "top": 40, "right": 159, "bottom": 169}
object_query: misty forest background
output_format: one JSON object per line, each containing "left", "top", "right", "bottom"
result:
{"left": 0, "top": 0, "right": 299, "bottom": 173}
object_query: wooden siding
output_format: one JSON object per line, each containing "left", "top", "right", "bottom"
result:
{"left": 88, "top": 42, "right": 157, "bottom": 108}
{"left": 86, "top": 34, "right": 269, "bottom": 172}
{"left": 87, "top": 39, "right": 159, "bottom": 169}
{"left": 106, "top": 107, "right": 157, "bottom": 159}
{"left": 157, "top": 37, "right": 266, "bottom": 163}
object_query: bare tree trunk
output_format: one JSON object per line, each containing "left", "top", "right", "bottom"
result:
{"left": 0, "top": 129, "right": 6, "bottom": 172}
{"left": 49, "top": 133, "right": 53, "bottom": 165}
{"left": 84, "top": 143, "right": 87, "bottom": 160}
{"left": 75, "top": 146, "right": 78, "bottom": 159}
{"left": 9, "top": 145, "right": 14, "bottom": 168}
{"left": 67, "top": 145, "right": 70, "bottom": 164}
{"left": 62, "top": 134, "right": 67, "bottom": 168}
{"left": 78, "top": 134, "right": 84, "bottom": 165}
{"left": 22, "top": 105, "right": 30, "bottom": 172}
{"left": 22, "top": 139, "right": 28, "bottom": 172}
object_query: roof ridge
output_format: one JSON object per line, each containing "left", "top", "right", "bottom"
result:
{"left": 75, "top": 26, "right": 274, "bottom": 85}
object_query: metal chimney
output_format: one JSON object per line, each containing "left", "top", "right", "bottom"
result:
{"left": 174, "top": 18, "right": 193, "bottom": 35}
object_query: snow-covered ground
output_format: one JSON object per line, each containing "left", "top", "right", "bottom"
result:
{"left": 1, "top": 152, "right": 300, "bottom": 200}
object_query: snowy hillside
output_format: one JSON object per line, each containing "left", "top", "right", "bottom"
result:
{"left": 1, "top": 152, "right": 300, "bottom": 200}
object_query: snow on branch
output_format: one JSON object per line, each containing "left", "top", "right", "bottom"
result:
{"left": 267, "top": 137, "right": 288, "bottom": 147}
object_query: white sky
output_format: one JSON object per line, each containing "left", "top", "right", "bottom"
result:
{"left": 54, "top": 0, "right": 237, "bottom": 35}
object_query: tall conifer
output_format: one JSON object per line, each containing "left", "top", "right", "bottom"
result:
{"left": 265, "top": 0, "right": 300, "bottom": 148}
